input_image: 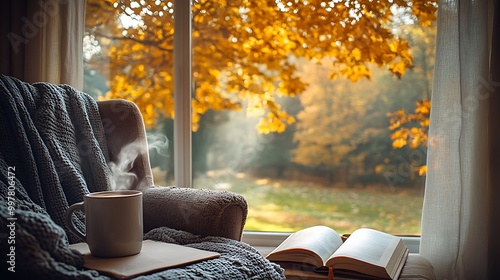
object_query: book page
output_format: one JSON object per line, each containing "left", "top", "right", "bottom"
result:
{"left": 266, "top": 226, "right": 343, "bottom": 267}
{"left": 325, "top": 228, "right": 408, "bottom": 279}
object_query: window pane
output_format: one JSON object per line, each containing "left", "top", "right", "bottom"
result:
{"left": 191, "top": 1, "right": 436, "bottom": 235}
{"left": 84, "top": 0, "right": 436, "bottom": 236}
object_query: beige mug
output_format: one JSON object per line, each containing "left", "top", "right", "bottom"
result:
{"left": 65, "top": 190, "right": 143, "bottom": 258}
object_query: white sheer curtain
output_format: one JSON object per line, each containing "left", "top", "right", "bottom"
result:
{"left": 420, "top": 0, "right": 498, "bottom": 279}
{"left": 2, "top": 0, "right": 85, "bottom": 90}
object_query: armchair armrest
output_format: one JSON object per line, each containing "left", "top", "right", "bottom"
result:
{"left": 142, "top": 186, "right": 248, "bottom": 241}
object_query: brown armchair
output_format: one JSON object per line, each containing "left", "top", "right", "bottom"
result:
{"left": 97, "top": 99, "right": 248, "bottom": 241}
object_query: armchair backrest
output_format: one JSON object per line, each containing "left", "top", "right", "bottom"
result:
{"left": 97, "top": 99, "right": 154, "bottom": 190}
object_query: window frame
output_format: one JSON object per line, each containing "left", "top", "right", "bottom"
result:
{"left": 173, "top": 0, "right": 192, "bottom": 188}
{"left": 171, "top": 1, "right": 424, "bottom": 249}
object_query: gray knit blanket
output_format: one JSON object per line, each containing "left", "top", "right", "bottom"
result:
{"left": 0, "top": 75, "right": 284, "bottom": 279}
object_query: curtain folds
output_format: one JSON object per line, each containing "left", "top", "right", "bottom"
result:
{"left": 488, "top": 1, "right": 500, "bottom": 278}
{"left": 0, "top": 0, "right": 85, "bottom": 90}
{"left": 420, "top": 0, "right": 498, "bottom": 279}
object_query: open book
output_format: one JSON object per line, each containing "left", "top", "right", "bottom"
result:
{"left": 266, "top": 226, "right": 409, "bottom": 280}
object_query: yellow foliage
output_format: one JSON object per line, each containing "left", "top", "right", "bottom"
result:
{"left": 257, "top": 110, "right": 295, "bottom": 134}
{"left": 389, "top": 61, "right": 408, "bottom": 78}
{"left": 388, "top": 100, "right": 431, "bottom": 176}
{"left": 85, "top": 0, "right": 437, "bottom": 131}
{"left": 351, "top": 48, "right": 362, "bottom": 61}
{"left": 291, "top": 67, "right": 381, "bottom": 168}
{"left": 392, "top": 138, "right": 407, "bottom": 149}
{"left": 418, "top": 165, "right": 427, "bottom": 176}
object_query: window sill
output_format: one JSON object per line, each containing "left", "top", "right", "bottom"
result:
{"left": 242, "top": 231, "right": 290, "bottom": 256}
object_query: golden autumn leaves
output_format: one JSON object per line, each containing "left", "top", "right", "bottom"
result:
{"left": 388, "top": 100, "right": 430, "bottom": 175}
{"left": 85, "top": 0, "right": 437, "bottom": 135}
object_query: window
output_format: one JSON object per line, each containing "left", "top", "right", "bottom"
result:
{"left": 84, "top": 0, "right": 436, "bottom": 236}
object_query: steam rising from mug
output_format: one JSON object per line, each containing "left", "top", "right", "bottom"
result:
{"left": 108, "top": 133, "right": 169, "bottom": 191}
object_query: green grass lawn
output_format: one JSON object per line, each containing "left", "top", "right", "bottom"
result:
{"left": 193, "top": 172, "right": 424, "bottom": 236}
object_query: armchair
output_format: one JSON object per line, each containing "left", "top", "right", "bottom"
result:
{"left": 0, "top": 75, "right": 284, "bottom": 279}
{"left": 97, "top": 99, "right": 247, "bottom": 240}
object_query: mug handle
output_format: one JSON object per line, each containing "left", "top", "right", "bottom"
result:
{"left": 65, "top": 202, "right": 86, "bottom": 241}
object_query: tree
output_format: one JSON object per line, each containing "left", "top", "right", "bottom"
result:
{"left": 85, "top": 0, "right": 437, "bottom": 132}
{"left": 292, "top": 19, "right": 436, "bottom": 185}
{"left": 249, "top": 95, "right": 302, "bottom": 178}
{"left": 292, "top": 58, "right": 380, "bottom": 182}
{"left": 386, "top": 23, "right": 436, "bottom": 176}
{"left": 388, "top": 99, "right": 430, "bottom": 176}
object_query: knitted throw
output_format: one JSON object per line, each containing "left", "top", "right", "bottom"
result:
{"left": 0, "top": 74, "right": 112, "bottom": 244}
{"left": 0, "top": 75, "right": 284, "bottom": 279}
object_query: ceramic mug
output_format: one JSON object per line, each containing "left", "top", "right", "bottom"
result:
{"left": 65, "top": 190, "right": 143, "bottom": 258}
